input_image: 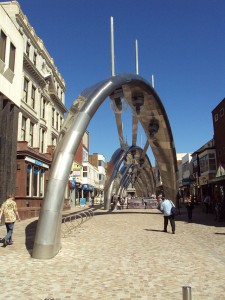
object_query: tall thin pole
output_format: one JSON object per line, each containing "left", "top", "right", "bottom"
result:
{"left": 135, "top": 39, "right": 139, "bottom": 75}
{"left": 110, "top": 16, "right": 115, "bottom": 76}
{"left": 151, "top": 74, "right": 154, "bottom": 88}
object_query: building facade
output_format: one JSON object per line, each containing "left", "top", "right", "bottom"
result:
{"left": 89, "top": 153, "right": 106, "bottom": 202}
{"left": 210, "top": 98, "right": 225, "bottom": 208}
{"left": 1, "top": 2, "right": 67, "bottom": 218}
{"left": 0, "top": 3, "right": 23, "bottom": 205}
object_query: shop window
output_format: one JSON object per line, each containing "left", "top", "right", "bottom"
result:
{"left": 39, "top": 169, "right": 45, "bottom": 196}
{"left": 33, "top": 166, "right": 39, "bottom": 196}
{"left": 26, "top": 164, "right": 32, "bottom": 196}
{"left": 0, "top": 30, "right": 6, "bottom": 62}
{"left": 26, "top": 164, "right": 46, "bottom": 197}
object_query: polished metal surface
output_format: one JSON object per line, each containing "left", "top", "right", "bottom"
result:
{"left": 32, "top": 73, "right": 177, "bottom": 259}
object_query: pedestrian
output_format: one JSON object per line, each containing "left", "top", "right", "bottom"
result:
{"left": 0, "top": 193, "right": 21, "bottom": 247}
{"left": 203, "top": 194, "right": 211, "bottom": 214}
{"left": 184, "top": 195, "right": 194, "bottom": 221}
{"left": 160, "top": 196, "right": 175, "bottom": 234}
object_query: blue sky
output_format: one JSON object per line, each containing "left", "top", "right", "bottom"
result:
{"left": 17, "top": 0, "right": 225, "bottom": 163}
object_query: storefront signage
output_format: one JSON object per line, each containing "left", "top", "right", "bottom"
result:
{"left": 82, "top": 184, "right": 94, "bottom": 191}
{"left": 25, "top": 156, "right": 49, "bottom": 169}
{"left": 199, "top": 175, "right": 208, "bottom": 185}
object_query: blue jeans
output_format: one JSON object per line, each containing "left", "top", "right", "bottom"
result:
{"left": 5, "top": 222, "right": 15, "bottom": 243}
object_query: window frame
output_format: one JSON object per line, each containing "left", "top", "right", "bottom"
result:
{"left": 23, "top": 78, "right": 29, "bottom": 103}
{"left": 0, "top": 30, "right": 7, "bottom": 63}
{"left": 31, "top": 85, "right": 36, "bottom": 109}
{"left": 21, "top": 116, "right": 26, "bottom": 141}
{"left": 9, "top": 42, "right": 16, "bottom": 72}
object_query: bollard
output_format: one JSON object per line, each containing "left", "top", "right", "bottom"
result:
{"left": 182, "top": 286, "right": 192, "bottom": 300}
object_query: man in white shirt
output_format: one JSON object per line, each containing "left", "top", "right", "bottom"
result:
{"left": 160, "top": 196, "right": 175, "bottom": 234}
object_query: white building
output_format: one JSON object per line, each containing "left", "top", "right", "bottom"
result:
{"left": 0, "top": 2, "right": 23, "bottom": 203}
{"left": 0, "top": 1, "right": 67, "bottom": 215}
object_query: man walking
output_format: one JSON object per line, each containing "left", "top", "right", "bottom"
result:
{"left": 0, "top": 193, "right": 21, "bottom": 247}
{"left": 160, "top": 196, "right": 175, "bottom": 234}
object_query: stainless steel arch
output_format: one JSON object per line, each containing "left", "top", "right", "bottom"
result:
{"left": 32, "top": 73, "right": 177, "bottom": 259}
{"left": 104, "top": 145, "right": 155, "bottom": 209}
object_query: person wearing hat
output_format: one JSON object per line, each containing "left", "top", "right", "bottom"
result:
{"left": 0, "top": 193, "right": 21, "bottom": 247}
{"left": 160, "top": 195, "right": 175, "bottom": 234}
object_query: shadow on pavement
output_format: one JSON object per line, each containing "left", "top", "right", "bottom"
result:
{"left": 25, "top": 220, "right": 38, "bottom": 255}
{"left": 24, "top": 204, "right": 225, "bottom": 255}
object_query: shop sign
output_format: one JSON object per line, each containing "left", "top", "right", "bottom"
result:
{"left": 25, "top": 156, "right": 49, "bottom": 169}
{"left": 72, "top": 163, "right": 82, "bottom": 171}
{"left": 82, "top": 184, "right": 94, "bottom": 191}
{"left": 73, "top": 170, "right": 81, "bottom": 176}
{"left": 199, "top": 175, "right": 208, "bottom": 185}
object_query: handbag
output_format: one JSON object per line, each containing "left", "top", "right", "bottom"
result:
{"left": 170, "top": 201, "right": 179, "bottom": 216}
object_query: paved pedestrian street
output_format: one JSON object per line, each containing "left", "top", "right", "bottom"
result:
{"left": 0, "top": 205, "right": 225, "bottom": 300}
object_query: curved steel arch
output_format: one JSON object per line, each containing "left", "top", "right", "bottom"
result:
{"left": 104, "top": 145, "right": 155, "bottom": 209}
{"left": 32, "top": 73, "right": 177, "bottom": 259}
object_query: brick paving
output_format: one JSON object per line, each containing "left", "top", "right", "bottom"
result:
{"left": 0, "top": 204, "right": 225, "bottom": 300}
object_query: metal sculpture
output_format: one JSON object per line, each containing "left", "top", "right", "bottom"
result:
{"left": 32, "top": 73, "right": 178, "bottom": 259}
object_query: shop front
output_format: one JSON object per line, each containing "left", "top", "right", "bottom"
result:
{"left": 82, "top": 184, "right": 94, "bottom": 203}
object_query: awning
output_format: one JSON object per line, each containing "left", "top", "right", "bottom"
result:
{"left": 82, "top": 184, "right": 94, "bottom": 191}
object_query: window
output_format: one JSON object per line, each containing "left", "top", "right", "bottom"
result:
{"left": 200, "top": 153, "right": 216, "bottom": 173}
{"left": 33, "top": 166, "right": 39, "bottom": 196}
{"left": 26, "top": 164, "right": 32, "bottom": 196}
{"left": 82, "top": 148, "right": 88, "bottom": 161}
{"left": 0, "top": 30, "right": 6, "bottom": 62}
{"left": 83, "top": 166, "right": 87, "bottom": 177}
{"left": 39, "top": 169, "right": 45, "bottom": 196}
{"left": 40, "top": 128, "right": 45, "bottom": 153}
{"left": 98, "top": 160, "right": 105, "bottom": 167}
{"left": 23, "top": 78, "right": 29, "bottom": 102}
{"left": 214, "top": 113, "right": 218, "bottom": 122}
{"left": 56, "top": 112, "right": 59, "bottom": 130}
{"left": 33, "top": 52, "right": 37, "bottom": 66}
{"left": 29, "top": 123, "right": 34, "bottom": 147}
{"left": 220, "top": 108, "right": 224, "bottom": 117}
{"left": 26, "top": 164, "right": 46, "bottom": 197}
{"left": 60, "top": 117, "right": 63, "bottom": 130}
{"left": 52, "top": 135, "right": 56, "bottom": 146}
{"left": 41, "top": 98, "right": 46, "bottom": 118}
{"left": 31, "top": 85, "right": 36, "bottom": 109}
{"left": 26, "top": 42, "right": 30, "bottom": 57}
{"left": 52, "top": 108, "right": 55, "bottom": 126}
{"left": 21, "top": 117, "right": 26, "bottom": 140}
{"left": 9, "top": 42, "right": 16, "bottom": 72}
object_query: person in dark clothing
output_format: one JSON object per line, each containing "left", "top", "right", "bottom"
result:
{"left": 185, "top": 195, "right": 194, "bottom": 221}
